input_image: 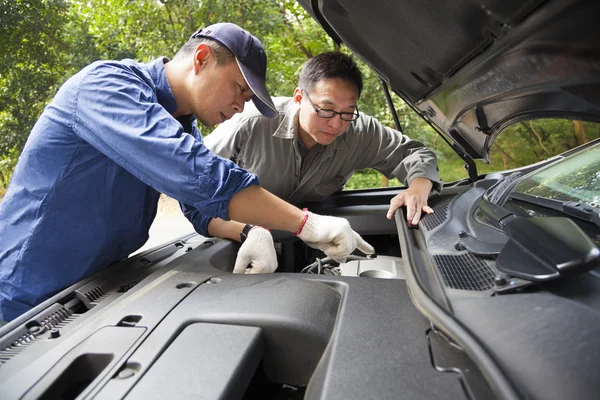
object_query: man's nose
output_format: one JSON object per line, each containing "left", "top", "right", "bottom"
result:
{"left": 328, "top": 114, "right": 344, "bottom": 129}
{"left": 232, "top": 94, "right": 247, "bottom": 114}
{"left": 233, "top": 101, "right": 244, "bottom": 114}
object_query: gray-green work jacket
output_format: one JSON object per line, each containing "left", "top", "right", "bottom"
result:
{"left": 204, "top": 97, "right": 442, "bottom": 205}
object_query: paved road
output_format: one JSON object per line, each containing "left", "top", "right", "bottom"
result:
{"left": 133, "top": 195, "right": 195, "bottom": 255}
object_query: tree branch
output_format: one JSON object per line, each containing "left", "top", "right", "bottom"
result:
{"left": 572, "top": 120, "right": 589, "bottom": 145}
{"left": 522, "top": 121, "right": 551, "bottom": 156}
{"left": 278, "top": 3, "right": 313, "bottom": 58}
{"left": 37, "top": 26, "right": 70, "bottom": 52}
{"left": 493, "top": 143, "right": 519, "bottom": 166}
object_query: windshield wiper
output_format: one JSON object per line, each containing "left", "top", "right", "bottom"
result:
{"left": 474, "top": 178, "right": 600, "bottom": 283}
{"left": 509, "top": 192, "right": 600, "bottom": 228}
{"left": 484, "top": 172, "right": 523, "bottom": 206}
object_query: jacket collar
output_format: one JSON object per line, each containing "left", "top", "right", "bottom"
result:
{"left": 148, "top": 57, "right": 178, "bottom": 115}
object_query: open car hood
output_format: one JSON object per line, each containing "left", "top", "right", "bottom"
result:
{"left": 297, "top": 0, "right": 600, "bottom": 161}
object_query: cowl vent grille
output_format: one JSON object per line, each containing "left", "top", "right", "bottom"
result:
{"left": 421, "top": 195, "right": 456, "bottom": 231}
{"left": 84, "top": 286, "right": 105, "bottom": 302}
{"left": 0, "top": 304, "right": 78, "bottom": 368}
{"left": 434, "top": 253, "right": 495, "bottom": 291}
{"left": 40, "top": 306, "right": 73, "bottom": 329}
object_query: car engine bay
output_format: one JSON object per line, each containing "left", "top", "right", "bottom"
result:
{"left": 0, "top": 169, "right": 599, "bottom": 399}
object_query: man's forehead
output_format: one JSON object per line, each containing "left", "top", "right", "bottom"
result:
{"left": 309, "top": 79, "right": 359, "bottom": 101}
{"left": 308, "top": 89, "right": 358, "bottom": 108}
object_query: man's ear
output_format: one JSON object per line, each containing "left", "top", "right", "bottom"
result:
{"left": 293, "top": 87, "right": 303, "bottom": 104}
{"left": 193, "top": 44, "right": 212, "bottom": 73}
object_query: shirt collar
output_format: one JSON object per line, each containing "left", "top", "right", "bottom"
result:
{"left": 148, "top": 57, "right": 178, "bottom": 115}
{"left": 272, "top": 98, "right": 349, "bottom": 150}
{"left": 273, "top": 100, "right": 298, "bottom": 139}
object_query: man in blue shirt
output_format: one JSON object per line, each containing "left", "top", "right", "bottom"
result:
{"left": 0, "top": 23, "right": 373, "bottom": 322}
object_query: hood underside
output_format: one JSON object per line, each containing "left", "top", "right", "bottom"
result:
{"left": 298, "top": 0, "right": 600, "bottom": 161}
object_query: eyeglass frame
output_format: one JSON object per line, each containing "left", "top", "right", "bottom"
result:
{"left": 301, "top": 89, "right": 359, "bottom": 122}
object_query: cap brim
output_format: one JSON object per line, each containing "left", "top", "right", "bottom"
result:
{"left": 235, "top": 58, "right": 278, "bottom": 119}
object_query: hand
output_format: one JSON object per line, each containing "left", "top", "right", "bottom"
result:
{"left": 296, "top": 211, "right": 375, "bottom": 261}
{"left": 233, "top": 227, "right": 278, "bottom": 274}
{"left": 386, "top": 177, "right": 434, "bottom": 226}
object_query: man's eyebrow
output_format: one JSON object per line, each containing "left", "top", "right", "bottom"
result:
{"left": 319, "top": 98, "right": 357, "bottom": 109}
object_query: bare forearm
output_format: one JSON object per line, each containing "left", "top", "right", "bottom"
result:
{"left": 227, "top": 185, "right": 304, "bottom": 232}
{"left": 208, "top": 218, "right": 247, "bottom": 242}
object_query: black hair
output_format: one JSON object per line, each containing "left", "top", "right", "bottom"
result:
{"left": 173, "top": 37, "right": 235, "bottom": 65}
{"left": 298, "top": 52, "right": 363, "bottom": 97}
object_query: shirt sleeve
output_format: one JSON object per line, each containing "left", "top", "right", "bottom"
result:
{"left": 179, "top": 202, "right": 213, "bottom": 236}
{"left": 71, "top": 63, "right": 259, "bottom": 220}
{"left": 352, "top": 114, "right": 443, "bottom": 193}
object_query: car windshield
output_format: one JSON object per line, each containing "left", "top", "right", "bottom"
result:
{"left": 513, "top": 142, "right": 600, "bottom": 208}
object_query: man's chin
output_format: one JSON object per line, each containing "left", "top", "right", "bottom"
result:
{"left": 197, "top": 117, "right": 216, "bottom": 128}
{"left": 319, "top": 135, "right": 338, "bottom": 145}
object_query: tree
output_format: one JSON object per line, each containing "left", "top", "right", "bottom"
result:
{"left": 1, "top": 0, "right": 598, "bottom": 191}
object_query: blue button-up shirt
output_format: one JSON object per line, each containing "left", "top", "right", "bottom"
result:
{"left": 0, "top": 57, "right": 258, "bottom": 321}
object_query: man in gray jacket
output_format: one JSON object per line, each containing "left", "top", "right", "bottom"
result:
{"left": 202, "top": 52, "right": 442, "bottom": 274}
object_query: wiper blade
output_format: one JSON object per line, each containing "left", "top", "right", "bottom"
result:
{"left": 483, "top": 172, "right": 523, "bottom": 206}
{"left": 510, "top": 192, "right": 600, "bottom": 228}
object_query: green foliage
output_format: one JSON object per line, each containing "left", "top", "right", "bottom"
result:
{"left": 0, "top": 0, "right": 70, "bottom": 153}
{"left": 0, "top": 146, "right": 19, "bottom": 188}
{"left": 1, "top": 0, "right": 599, "bottom": 193}
{"left": 345, "top": 169, "right": 401, "bottom": 190}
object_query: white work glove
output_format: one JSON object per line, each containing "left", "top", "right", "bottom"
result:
{"left": 296, "top": 211, "right": 375, "bottom": 261}
{"left": 233, "top": 227, "right": 278, "bottom": 274}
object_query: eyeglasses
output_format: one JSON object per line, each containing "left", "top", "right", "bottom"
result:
{"left": 302, "top": 89, "right": 359, "bottom": 121}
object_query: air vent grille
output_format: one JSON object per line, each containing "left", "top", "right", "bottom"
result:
{"left": 85, "top": 286, "right": 105, "bottom": 302}
{"left": 434, "top": 253, "right": 495, "bottom": 291}
{"left": 40, "top": 306, "right": 73, "bottom": 329}
{"left": 0, "top": 306, "right": 78, "bottom": 368}
{"left": 421, "top": 195, "right": 456, "bottom": 231}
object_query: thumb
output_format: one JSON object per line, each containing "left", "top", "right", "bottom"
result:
{"left": 248, "top": 260, "right": 269, "bottom": 274}
{"left": 233, "top": 252, "right": 251, "bottom": 274}
{"left": 354, "top": 231, "right": 375, "bottom": 255}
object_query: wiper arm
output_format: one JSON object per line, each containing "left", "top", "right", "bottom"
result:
{"left": 509, "top": 192, "right": 600, "bottom": 228}
{"left": 484, "top": 172, "right": 523, "bottom": 206}
{"left": 474, "top": 182, "right": 600, "bottom": 283}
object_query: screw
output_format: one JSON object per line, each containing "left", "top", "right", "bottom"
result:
{"left": 29, "top": 325, "right": 42, "bottom": 334}
{"left": 495, "top": 275, "right": 507, "bottom": 287}
{"left": 118, "top": 368, "right": 135, "bottom": 379}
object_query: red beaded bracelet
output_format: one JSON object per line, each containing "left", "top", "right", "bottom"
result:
{"left": 293, "top": 208, "right": 309, "bottom": 236}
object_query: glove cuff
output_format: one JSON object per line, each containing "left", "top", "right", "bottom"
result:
{"left": 293, "top": 208, "right": 310, "bottom": 236}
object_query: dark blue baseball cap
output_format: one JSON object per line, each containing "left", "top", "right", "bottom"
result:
{"left": 190, "top": 23, "right": 277, "bottom": 118}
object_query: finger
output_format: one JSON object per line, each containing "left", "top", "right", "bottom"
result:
{"left": 406, "top": 201, "right": 417, "bottom": 226}
{"left": 386, "top": 203, "right": 399, "bottom": 220}
{"left": 233, "top": 255, "right": 250, "bottom": 274}
{"left": 411, "top": 207, "right": 423, "bottom": 226}
{"left": 386, "top": 194, "right": 406, "bottom": 220}
{"left": 354, "top": 231, "right": 375, "bottom": 254}
{"left": 423, "top": 205, "right": 434, "bottom": 214}
{"left": 325, "top": 242, "right": 351, "bottom": 261}
{"left": 248, "top": 266, "right": 264, "bottom": 274}
{"left": 249, "top": 260, "right": 272, "bottom": 274}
